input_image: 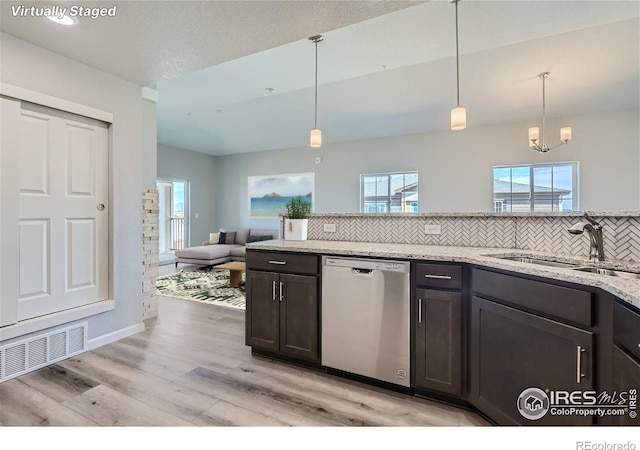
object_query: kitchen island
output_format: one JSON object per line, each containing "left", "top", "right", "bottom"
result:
{"left": 244, "top": 240, "right": 640, "bottom": 426}
{"left": 246, "top": 239, "right": 640, "bottom": 308}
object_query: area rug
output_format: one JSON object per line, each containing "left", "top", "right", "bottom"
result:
{"left": 155, "top": 269, "right": 245, "bottom": 309}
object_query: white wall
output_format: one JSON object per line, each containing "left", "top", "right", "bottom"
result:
{"left": 157, "top": 144, "right": 218, "bottom": 245}
{"left": 0, "top": 33, "right": 153, "bottom": 341}
{"left": 142, "top": 96, "right": 158, "bottom": 189}
{"left": 215, "top": 109, "right": 639, "bottom": 229}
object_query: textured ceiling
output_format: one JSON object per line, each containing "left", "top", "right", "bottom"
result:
{"left": 0, "top": 0, "right": 418, "bottom": 86}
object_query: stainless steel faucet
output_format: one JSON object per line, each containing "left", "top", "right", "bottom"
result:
{"left": 568, "top": 213, "right": 605, "bottom": 262}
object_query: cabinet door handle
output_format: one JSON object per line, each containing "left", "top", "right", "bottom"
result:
{"left": 272, "top": 280, "right": 277, "bottom": 301}
{"left": 279, "top": 282, "right": 284, "bottom": 302}
{"left": 418, "top": 298, "right": 422, "bottom": 324}
{"left": 424, "top": 274, "right": 452, "bottom": 280}
{"left": 576, "top": 346, "right": 586, "bottom": 383}
{"left": 269, "top": 260, "right": 287, "bottom": 265}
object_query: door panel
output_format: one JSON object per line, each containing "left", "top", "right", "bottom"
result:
{"left": 280, "top": 273, "right": 318, "bottom": 361}
{"left": 67, "top": 218, "right": 96, "bottom": 289}
{"left": 10, "top": 104, "right": 109, "bottom": 322}
{"left": 1, "top": 98, "right": 22, "bottom": 327}
{"left": 245, "top": 271, "right": 280, "bottom": 351}
{"left": 612, "top": 345, "right": 640, "bottom": 426}
{"left": 414, "top": 288, "right": 462, "bottom": 395}
{"left": 18, "top": 112, "right": 50, "bottom": 195}
{"left": 18, "top": 219, "right": 50, "bottom": 298}
{"left": 470, "top": 296, "right": 594, "bottom": 425}
{"left": 67, "top": 123, "right": 97, "bottom": 196}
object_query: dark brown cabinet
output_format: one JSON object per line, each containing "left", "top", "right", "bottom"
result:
{"left": 614, "top": 301, "right": 640, "bottom": 361}
{"left": 245, "top": 251, "right": 319, "bottom": 363}
{"left": 611, "top": 301, "right": 640, "bottom": 426}
{"left": 244, "top": 249, "right": 640, "bottom": 427}
{"left": 470, "top": 279, "right": 595, "bottom": 425}
{"left": 612, "top": 345, "right": 640, "bottom": 426}
{"left": 246, "top": 270, "right": 279, "bottom": 351}
{"left": 412, "top": 262, "right": 464, "bottom": 397}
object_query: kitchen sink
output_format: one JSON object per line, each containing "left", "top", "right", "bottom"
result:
{"left": 490, "top": 255, "right": 640, "bottom": 279}
{"left": 494, "top": 256, "right": 583, "bottom": 269}
{"left": 571, "top": 267, "right": 640, "bottom": 279}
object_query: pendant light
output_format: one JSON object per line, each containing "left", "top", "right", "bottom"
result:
{"left": 528, "top": 72, "right": 572, "bottom": 153}
{"left": 309, "top": 35, "right": 323, "bottom": 147}
{"left": 451, "top": 0, "right": 466, "bottom": 130}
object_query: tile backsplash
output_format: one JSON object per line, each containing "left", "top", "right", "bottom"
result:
{"left": 306, "top": 213, "right": 640, "bottom": 263}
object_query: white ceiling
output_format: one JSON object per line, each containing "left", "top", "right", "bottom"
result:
{"left": 0, "top": 0, "right": 417, "bottom": 85}
{"left": 2, "top": 1, "right": 639, "bottom": 156}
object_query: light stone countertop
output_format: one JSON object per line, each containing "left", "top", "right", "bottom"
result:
{"left": 304, "top": 211, "right": 640, "bottom": 218}
{"left": 246, "top": 239, "right": 640, "bottom": 310}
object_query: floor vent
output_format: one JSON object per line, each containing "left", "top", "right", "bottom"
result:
{"left": 0, "top": 322, "right": 88, "bottom": 383}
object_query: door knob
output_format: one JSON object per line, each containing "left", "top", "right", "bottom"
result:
{"left": 97, "top": 204, "right": 105, "bottom": 211}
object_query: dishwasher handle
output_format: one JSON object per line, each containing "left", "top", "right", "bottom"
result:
{"left": 323, "top": 257, "right": 410, "bottom": 273}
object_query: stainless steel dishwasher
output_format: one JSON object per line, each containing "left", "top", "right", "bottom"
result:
{"left": 321, "top": 256, "right": 410, "bottom": 387}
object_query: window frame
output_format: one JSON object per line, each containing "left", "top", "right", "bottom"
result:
{"left": 492, "top": 161, "right": 579, "bottom": 212}
{"left": 360, "top": 171, "right": 419, "bottom": 213}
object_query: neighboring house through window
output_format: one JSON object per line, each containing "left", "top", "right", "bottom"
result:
{"left": 361, "top": 172, "right": 418, "bottom": 213}
{"left": 493, "top": 162, "right": 578, "bottom": 212}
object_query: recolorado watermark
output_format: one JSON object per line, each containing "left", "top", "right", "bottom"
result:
{"left": 576, "top": 442, "right": 636, "bottom": 450}
{"left": 517, "top": 387, "right": 637, "bottom": 420}
{"left": 11, "top": 5, "right": 117, "bottom": 20}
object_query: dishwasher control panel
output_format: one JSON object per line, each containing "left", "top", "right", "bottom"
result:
{"left": 324, "top": 257, "right": 410, "bottom": 273}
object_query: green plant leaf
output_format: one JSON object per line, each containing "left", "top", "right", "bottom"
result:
{"left": 285, "top": 196, "right": 312, "bottom": 219}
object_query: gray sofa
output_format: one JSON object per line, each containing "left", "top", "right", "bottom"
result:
{"left": 174, "top": 228, "right": 278, "bottom": 268}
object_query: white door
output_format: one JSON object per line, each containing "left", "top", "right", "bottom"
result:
{"left": 0, "top": 99, "right": 109, "bottom": 325}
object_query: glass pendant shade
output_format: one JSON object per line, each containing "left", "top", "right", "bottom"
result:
{"left": 560, "top": 127, "right": 572, "bottom": 142}
{"left": 451, "top": 105, "right": 467, "bottom": 131}
{"left": 310, "top": 128, "right": 322, "bottom": 147}
{"left": 528, "top": 127, "right": 540, "bottom": 146}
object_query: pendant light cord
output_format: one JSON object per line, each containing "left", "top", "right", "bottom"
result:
{"left": 455, "top": 0, "right": 460, "bottom": 106}
{"left": 314, "top": 39, "right": 318, "bottom": 129}
{"left": 541, "top": 74, "right": 547, "bottom": 149}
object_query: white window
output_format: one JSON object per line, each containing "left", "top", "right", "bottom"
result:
{"left": 493, "top": 162, "right": 578, "bottom": 212}
{"left": 360, "top": 172, "right": 418, "bottom": 213}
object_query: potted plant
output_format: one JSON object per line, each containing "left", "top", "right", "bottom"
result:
{"left": 284, "top": 196, "right": 312, "bottom": 240}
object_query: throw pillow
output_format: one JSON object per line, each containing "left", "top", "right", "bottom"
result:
{"left": 218, "top": 231, "right": 236, "bottom": 244}
{"left": 247, "top": 234, "right": 273, "bottom": 243}
{"left": 209, "top": 232, "right": 220, "bottom": 244}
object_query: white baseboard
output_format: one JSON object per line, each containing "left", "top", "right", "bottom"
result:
{"left": 87, "top": 322, "right": 145, "bottom": 350}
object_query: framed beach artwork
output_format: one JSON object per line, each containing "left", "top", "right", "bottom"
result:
{"left": 248, "top": 173, "right": 314, "bottom": 219}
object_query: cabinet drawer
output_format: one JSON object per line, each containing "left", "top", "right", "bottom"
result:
{"left": 472, "top": 268, "right": 592, "bottom": 327}
{"left": 247, "top": 250, "right": 318, "bottom": 275}
{"left": 614, "top": 301, "right": 640, "bottom": 361}
{"left": 415, "top": 263, "right": 462, "bottom": 289}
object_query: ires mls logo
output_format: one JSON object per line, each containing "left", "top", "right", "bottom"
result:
{"left": 517, "top": 388, "right": 550, "bottom": 420}
{"left": 517, "top": 387, "right": 637, "bottom": 420}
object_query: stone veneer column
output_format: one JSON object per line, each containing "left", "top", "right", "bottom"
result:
{"left": 142, "top": 189, "right": 159, "bottom": 320}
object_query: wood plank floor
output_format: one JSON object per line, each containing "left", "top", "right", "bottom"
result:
{"left": 0, "top": 295, "right": 489, "bottom": 427}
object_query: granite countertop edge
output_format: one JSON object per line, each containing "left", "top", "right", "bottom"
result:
{"left": 246, "top": 239, "right": 640, "bottom": 310}
{"left": 303, "top": 211, "right": 640, "bottom": 218}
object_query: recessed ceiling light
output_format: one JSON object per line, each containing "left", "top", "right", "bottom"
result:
{"left": 265, "top": 87, "right": 277, "bottom": 93}
{"left": 47, "top": 15, "right": 78, "bottom": 26}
